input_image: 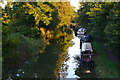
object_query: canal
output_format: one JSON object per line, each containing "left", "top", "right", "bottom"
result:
{"left": 4, "top": 34, "right": 97, "bottom": 79}
{"left": 59, "top": 34, "right": 80, "bottom": 78}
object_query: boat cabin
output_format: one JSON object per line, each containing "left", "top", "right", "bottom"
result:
{"left": 81, "top": 42, "right": 93, "bottom": 53}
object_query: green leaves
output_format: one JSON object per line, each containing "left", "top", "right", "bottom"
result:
{"left": 22, "top": 2, "right": 53, "bottom": 25}
{"left": 77, "top": 2, "right": 120, "bottom": 58}
{"left": 2, "top": 2, "right": 75, "bottom": 75}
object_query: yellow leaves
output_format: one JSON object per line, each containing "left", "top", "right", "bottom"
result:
{"left": 46, "top": 30, "right": 54, "bottom": 39}
{"left": 2, "top": 20, "right": 10, "bottom": 24}
{"left": 86, "top": 6, "right": 103, "bottom": 17}
{"left": 40, "top": 27, "right": 54, "bottom": 38}
{"left": 25, "top": 3, "right": 33, "bottom": 9}
{"left": 3, "top": 13, "right": 9, "bottom": 18}
{"left": 28, "top": 10, "right": 34, "bottom": 14}
{"left": 22, "top": 2, "right": 53, "bottom": 25}
{"left": 85, "top": 3, "right": 103, "bottom": 17}
{"left": 39, "top": 3, "right": 53, "bottom": 13}
{"left": 39, "top": 27, "right": 54, "bottom": 45}
{"left": 40, "top": 27, "right": 46, "bottom": 36}
{"left": 55, "top": 31, "right": 63, "bottom": 39}
{"left": 2, "top": 13, "right": 11, "bottom": 24}
{"left": 90, "top": 7, "right": 102, "bottom": 11}
{"left": 86, "top": 11, "right": 96, "bottom": 16}
{"left": 54, "top": 2, "right": 74, "bottom": 28}
{"left": 63, "top": 32, "right": 67, "bottom": 36}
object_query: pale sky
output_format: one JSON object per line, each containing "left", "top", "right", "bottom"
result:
{"left": 68, "top": 0, "right": 80, "bottom": 10}
{"left": 0, "top": 0, "right": 80, "bottom": 10}
{"left": 0, "top": 1, "right": 7, "bottom": 9}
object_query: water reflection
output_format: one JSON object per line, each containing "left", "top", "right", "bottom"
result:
{"left": 58, "top": 54, "right": 69, "bottom": 78}
{"left": 65, "top": 37, "right": 80, "bottom": 78}
{"left": 58, "top": 36, "right": 80, "bottom": 78}
{"left": 4, "top": 35, "right": 98, "bottom": 79}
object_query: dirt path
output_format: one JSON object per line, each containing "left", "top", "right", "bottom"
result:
{"left": 96, "top": 38, "right": 120, "bottom": 68}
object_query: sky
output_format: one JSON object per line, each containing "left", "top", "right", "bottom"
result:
{"left": 0, "top": 0, "right": 80, "bottom": 10}
{"left": 68, "top": 0, "right": 80, "bottom": 10}
{"left": 0, "top": 1, "right": 7, "bottom": 8}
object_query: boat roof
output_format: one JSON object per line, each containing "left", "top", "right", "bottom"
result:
{"left": 78, "top": 28, "right": 86, "bottom": 32}
{"left": 81, "top": 43, "right": 93, "bottom": 52}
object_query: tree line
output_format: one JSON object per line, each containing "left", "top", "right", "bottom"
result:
{"left": 2, "top": 2, "right": 75, "bottom": 74}
{"left": 76, "top": 2, "right": 120, "bottom": 58}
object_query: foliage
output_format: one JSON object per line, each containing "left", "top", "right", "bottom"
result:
{"left": 77, "top": 2, "right": 90, "bottom": 28}
{"left": 2, "top": 2, "right": 75, "bottom": 77}
{"left": 77, "top": 2, "right": 120, "bottom": 57}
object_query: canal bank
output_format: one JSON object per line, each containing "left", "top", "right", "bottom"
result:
{"left": 92, "top": 40, "right": 119, "bottom": 78}
{"left": 3, "top": 33, "right": 101, "bottom": 79}
{"left": 3, "top": 33, "right": 80, "bottom": 79}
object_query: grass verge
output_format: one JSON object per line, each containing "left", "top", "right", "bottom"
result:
{"left": 92, "top": 40, "right": 119, "bottom": 78}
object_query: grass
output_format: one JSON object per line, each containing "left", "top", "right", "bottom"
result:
{"left": 92, "top": 40, "right": 119, "bottom": 78}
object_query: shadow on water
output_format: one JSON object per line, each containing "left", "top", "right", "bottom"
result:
{"left": 3, "top": 39, "right": 74, "bottom": 79}
{"left": 3, "top": 36, "right": 99, "bottom": 79}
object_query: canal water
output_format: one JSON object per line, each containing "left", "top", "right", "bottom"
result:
{"left": 59, "top": 35, "right": 80, "bottom": 78}
{"left": 64, "top": 35, "right": 80, "bottom": 78}
{"left": 4, "top": 34, "right": 96, "bottom": 79}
